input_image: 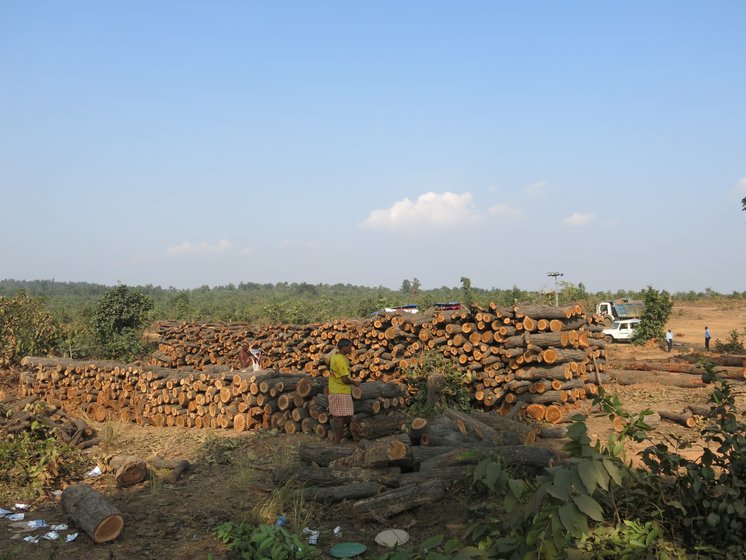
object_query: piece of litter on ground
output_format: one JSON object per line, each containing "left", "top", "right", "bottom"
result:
{"left": 333, "top": 525, "right": 342, "bottom": 537}
{"left": 9, "top": 521, "right": 36, "bottom": 533}
{"left": 14, "top": 503, "right": 30, "bottom": 510}
{"left": 0, "top": 507, "right": 12, "bottom": 516}
{"left": 42, "top": 531, "right": 60, "bottom": 540}
{"left": 87, "top": 466, "right": 103, "bottom": 477}
{"left": 27, "top": 519, "right": 48, "bottom": 529}
{"left": 23, "top": 535, "right": 40, "bottom": 544}
{"left": 50, "top": 524, "right": 68, "bottom": 531}
{"left": 6, "top": 513, "right": 25, "bottom": 522}
{"left": 65, "top": 532, "right": 79, "bottom": 542}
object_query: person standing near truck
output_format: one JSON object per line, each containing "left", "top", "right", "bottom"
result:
{"left": 705, "top": 327, "right": 711, "bottom": 351}
{"left": 666, "top": 329, "right": 673, "bottom": 352}
{"left": 328, "top": 338, "right": 360, "bottom": 446}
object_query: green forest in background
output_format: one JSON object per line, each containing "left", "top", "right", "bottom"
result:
{"left": 1, "top": 277, "right": 743, "bottom": 325}
{"left": 1, "top": 277, "right": 743, "bottom": 365}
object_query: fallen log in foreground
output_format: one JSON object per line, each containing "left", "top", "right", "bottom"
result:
{"left": 61, "top": 484, "right": 124, "bottom": 544}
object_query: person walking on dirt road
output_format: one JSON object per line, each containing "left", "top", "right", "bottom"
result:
{"left": 705, "top": 326, "right": 711, "bottom": 351}
{"left": 666, "top": 329, "right": 673, "bottom": 352}
{"left": 328, "top": 338, "right": 359, "bottom": 446}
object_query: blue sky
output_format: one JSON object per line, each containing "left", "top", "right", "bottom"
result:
{"left": 1, "top": 1, "right": 745, "bottom": 293}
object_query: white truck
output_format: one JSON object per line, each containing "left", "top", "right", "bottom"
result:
{"left": 596, "top": 300, "right": 645, "bottom": 326}
{"left": 602, "top": 318, "right": 641, "bottom": 343}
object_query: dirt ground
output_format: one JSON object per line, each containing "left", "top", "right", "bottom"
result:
{"left": 1, "top": 302, "right": 744, "bottom": 560}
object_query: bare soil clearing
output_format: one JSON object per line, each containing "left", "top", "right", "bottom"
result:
{"left": 1, "top": 302, "right": 744, "bottom": 559}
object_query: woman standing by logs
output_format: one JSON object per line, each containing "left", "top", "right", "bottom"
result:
{"left": 328, "top": 338, "right": 360, "bottom": 445}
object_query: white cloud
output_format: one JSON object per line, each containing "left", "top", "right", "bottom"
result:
{"left": 166, "top": 239, "right": 231, "bottom": 257}
{"left": 361, "top": 191, "right": 479, "bottom": 231}
{"left": 487, "top": 203, "right": 523, "bottom": 218}
{"left": 524, "top": 181, "right": 551, "bottom": 198}
{"left": 563, "top": 212, "right": 595, "bottom": 226}
{"left": 735, "top": 177, "right": 746, "bottom": 196}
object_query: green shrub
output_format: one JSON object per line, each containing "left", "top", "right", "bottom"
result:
{"left": 0, "top": 407, "right": 85, "bottom": 501}
{"left": 0, "top": 290, "right": 61, "bottom": 366}
{"left": 713, "top": 329, "right": 746, "bottom": 354}
{"left": 91, "top": 285, "right": 153, "bottom": 360}
{"left": 214, "top": 521, "right": 319, "bottom": 560}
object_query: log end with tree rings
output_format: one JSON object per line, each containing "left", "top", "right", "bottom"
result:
{"left": 61, "top": 483, "right": 124, "bottom": 544}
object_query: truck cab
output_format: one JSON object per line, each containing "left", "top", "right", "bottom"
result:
{"left": 602, "top": 318, "right": 641, "bottom": 343}
{"left": 596, "top": 300, "right": 645, "bottom": 326}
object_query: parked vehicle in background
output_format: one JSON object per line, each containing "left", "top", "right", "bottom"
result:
{"left": 371, "top": 304, "right": 418, "bottom": 316}
{"left": 596, "top": 299, "right": 645, "bottom": 326}
{"left": 433, "top": 302, "right": 462, "bottom": 311}
{"left": 602, "top": 318, "right": 641, "bottom": 343}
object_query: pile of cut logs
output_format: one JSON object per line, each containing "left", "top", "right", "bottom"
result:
{"left": 18, "top": 357, "right": 409, "bottom": 436}
{"left": 276, "top": 407, "right": 559, "bottom": 519}
{"left": 149, "top": 303, "right": 609, "bottom": 421}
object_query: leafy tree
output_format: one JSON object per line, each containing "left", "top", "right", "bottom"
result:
{"left": 0, "top": 290, "right": 61, "bottom": 366}
{"left": 91, "top": 285, "right": 153, "bottom": 360}
{"left": 633, "top": 286, "right": 672, "bottom": 344}
{"left": 460, "top": 276, "right": 474, "bottom": 307}
{"left": 411, "top": 277, "right": 421, "bottom": 297}
{"left": 400, "top": 279, "right": 412, "bottom": 294}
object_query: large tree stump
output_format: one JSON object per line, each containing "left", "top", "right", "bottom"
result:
{"left": 61, "top": 484, "right": 124, "bottom": 543}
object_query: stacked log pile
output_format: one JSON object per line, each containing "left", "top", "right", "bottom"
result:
{"left": 18, "top": 357, "right": 408, "bottom": 436}
{"left": 149, "top": 303, "right": 609, "bottom": 421}
{"left": 275, "top": 409, "right": 558, "bottom": 519}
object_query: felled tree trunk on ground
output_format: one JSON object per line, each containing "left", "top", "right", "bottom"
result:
{"left": 611, "top": 369, "right": 705, "bottom": 388}
{"left": 420, "top": 415, "right": 478, "bottom": 446}
{"left": 108, "top": 455, "right": 148, "bottom": 487}
{"left": 148, "top": 456, "right": 191, "bottom": 483}
{"left": 352, "top": 480, "right": 446, "bottom": 520}
{"left": 658, "top": 410, "right": 697, "bottom": 428}
{"left": 301, "top": 482, "right": 384, "bottom": 503}
{"left": 298, "top": 443, "right": 354, "bottom": 467}
{"left": 61, "top": 484, "right": 124, "bottom": 544}
{"left": 349, "top": 411, "right": 407, "bottom": 441}
{"left": 274, "top": 465, "right": 401, "bottom": 487}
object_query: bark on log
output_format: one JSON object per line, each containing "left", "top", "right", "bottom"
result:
{"left": 350, "top": 411, "right": 407, "bottom": 441}
{"left": 352, "top": 381, "right": 407, "bottom": 400}
{"left": 444, "top": 408, "right": 523, "bottom": 446}
{"left": 61, "top": 483, "right": 124, "bottom": 543}
{"left": 108, "top": 455, "right": 148, "bottom": 487}
{"left": 398, "top": 465, "right": 471, "bottom": 486}
{"left": 302, "top": 482, "right": 384, "bottom": 503}
{"left": 274, "top": 465, "right": 401, "bottom": 487}
{"left": 298, "top": 444, "right": 355, "bottom": 467}
{"left": 467, "top": 411, "right": 539, "bottom": 445}
{"left": 611, "top": 369, "right": 705, "bottom": 388}
{"left": 418, "top": 444, "right": 557, "bottom": 476}
{"left": 658, "top": 410, "right": 697, "bottom": 428}
{"left": 685, "top": 404, "right": 712, "bottom": 417}
{"left": 352, "top": 480, "right": 446, "bottom": 520}
{"left": 420, "top": 415, "right": 479, "bottom": 446}
{"left": 148, "top": 456, "right": 191, "bottom": 483}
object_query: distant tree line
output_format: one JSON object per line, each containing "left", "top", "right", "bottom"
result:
{"left": 0, "top": 278, "right": 743, "bottom": 363}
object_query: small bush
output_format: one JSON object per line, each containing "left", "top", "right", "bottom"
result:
{"left": 214, "top": 521, "right": 319, "bottom": 560}
{"left": 713, "top": 329, "right": 746, "bottom": 354}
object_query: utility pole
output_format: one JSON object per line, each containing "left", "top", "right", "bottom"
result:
{"left": 547, "top": 272, "right": 563, "bottom": 307}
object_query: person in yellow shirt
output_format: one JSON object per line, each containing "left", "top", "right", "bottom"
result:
{"left": 328, "top": 338, "right": 359, "bottom": 445}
